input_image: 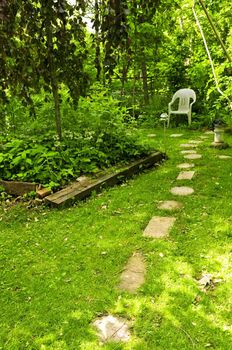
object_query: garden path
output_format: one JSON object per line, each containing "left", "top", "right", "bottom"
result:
{"left": 94, "top": 132, "right": 208, "bottom": 342}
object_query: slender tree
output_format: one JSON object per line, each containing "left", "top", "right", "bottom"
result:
{"left": 0, "top": 0, "right": 89, "bottom": 139}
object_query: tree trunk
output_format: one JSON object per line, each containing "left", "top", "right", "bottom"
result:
{"left": 120, "top": 58, "right": 129, "bottom": 97}
{"left": 45, "top": 16, "right": 62, "bottom": 140}
{"left": 94, "top": 0, "right": 101, "bottom": 81}
{"left": 0, "top": 111, "right": 6, "bottom": 132}
{"left": 52, "top": 85, "right": 62, "bottom": 140}
{"left": 141, "top": 58, "right": 149, "bottom": 104}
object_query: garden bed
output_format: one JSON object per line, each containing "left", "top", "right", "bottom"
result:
{"left": 0, "top": 129, "right": 152, "bottom": 197}
{"left": 45, "top": 151, "right": 166, "bottom": 207}
{"left": 0, "top": 179, "right": 38, "bottom": 196}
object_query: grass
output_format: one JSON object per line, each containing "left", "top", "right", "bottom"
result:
{"left": 0, "top": 127, "right": 232, "bottom": 349}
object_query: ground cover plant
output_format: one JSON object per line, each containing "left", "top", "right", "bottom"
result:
{"left": 0, "top": 91, "right": 151, "bottom": 190}
{"left": 0, "top": 128, "right": 231, "bottom": 349}
{"left": 0, "top": 129, "right": 150, "bottom": 190}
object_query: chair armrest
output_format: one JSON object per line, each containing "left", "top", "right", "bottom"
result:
{"left": 189, "top": 101, "right": 195, "bottom": 110}
{"left": 190, "top": 100, "right": 196, "bottom": 106}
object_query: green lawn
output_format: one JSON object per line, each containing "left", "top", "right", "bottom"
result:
{"left": 0, "top": 128, "right": 232, "bottom": 349}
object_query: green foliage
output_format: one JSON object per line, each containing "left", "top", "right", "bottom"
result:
{"left": 0, "top": 124, "right": 150, "bottom": 189}
{"left": 1, "top": 0, "right": 232, "bottom": 172}
{"left": 0, "top": 87, "right": 151, "bottom": 190}
{"left": 137, "top": 94, "right": 171, "bottom": 127}
{"left": 0, "top": 0, "right": 89, "bottom": 138}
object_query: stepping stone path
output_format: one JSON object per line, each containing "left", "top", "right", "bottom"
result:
{"left": 143, "top": 216, "right": 176, "bottom": 238}
{"left": 171, "top": 186, "right": 194, "bottom": 196}
{"left": 177, "top": 171, "right": 195, "bottom": 180}
{"left": 217, "top": 155, "right": 231, "bottom": 159}
{"left": 93, "top": 315, "right": 130, "bottom": 343}
{"left": 181, "top": 150, "right": 197, "bottom": 154}
{"left": 93, "top": 131, "right": 211, "bottom": 343}
{"left": 180, "top": 143, "right": 197, "bottom": 148}
{"left": 170, "top": 134, "right": 183, "bottom": 137}
{"left": 158, "top": 200, "right": 182, "bottom": 211}
{"left": 177, "top": 163, "right": 195, "bottom": 169}
{"left": 184, "top": 154, "right": 202, "bottom": 160}
{"left": 189, "top": 140, "right": 203, "bottom": 144}
{"left": 119, "top": 252, "right": 146, "bottom": 293}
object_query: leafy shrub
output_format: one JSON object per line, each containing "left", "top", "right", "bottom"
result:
{"left": 143, "top": 94, "right": 171, "bottom": 127}
{"left": 0, "top": 129, "right": 150, "bottom": 189}
{"left": 0, "top": 86, "right": 152, "bottom": 190}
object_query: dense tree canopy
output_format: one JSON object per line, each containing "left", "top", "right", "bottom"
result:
{"left": 0, "top": 0, "right": 231, "bottom": 137}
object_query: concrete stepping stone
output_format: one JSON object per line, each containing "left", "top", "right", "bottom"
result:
{"left": 184, "top": 154, "right": 202, "bottom": 160}
{"left": 181, "top": 150, "right": 197, "bottom": 154}
{"left": 199, "top": 136, "right": 209, "bottom": 139}
{"left": 170, "top": 186, "right": 194, "bottom": 196}
{"left": 217, "top": 155, "right": 231, "bottom": 159}
{"left": 180, "top": 143, "right": 197, "bottom": 148}
{"left": 147, "top": 134, "right": 156, "bottom": 137}
{"left": 119, "top": 252, "right": 146, "bottom": 293}
{"left": 143, "top": 216, "right": 176, "bottom": 238}
{"left": 205, "top": 131, "right": 214, "bottom": 135}
{"left": 189, "top": 140, "right": 203, "bottom": 144}
{"left": 177, "top": 163, "right": 195, "bottom": 169}
{"left": 158, "top": 200, "right": 182, "bottom": 211}
{"left": 170, "top": 134, "right": 183, "bottom": 137}
{"left": 93, "top": 315, "right": 130, "bottom": 343}
{"left": 177, "top": 171, "right": 195, "bottom": 180}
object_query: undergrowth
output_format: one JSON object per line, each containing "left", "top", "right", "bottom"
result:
{"left": 0, "top": 130, "right": 150, "bottom": 189}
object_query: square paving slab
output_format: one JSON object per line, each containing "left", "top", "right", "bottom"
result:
{"left": 170, "top": 186, "right": 194, "bottom": 196}
{"left": 184, "top": 154, "right": 202, "bottom": 160}
{"left": 180, "top": 143, "right": 197, "bottom": 148}
{"left": 217, "top": 155, "right": 231, "bottom": 159}
{"left": 119, "top": 252, "right": 146, "bottom": 293}
{"left": 189, "top": 140, "right": 203, "bottom": 144}
{"left": 180, "top": 150, "right": 197, "bottom": 154}
{"left": 170, "top": 134, "right": 183, "bottom": 137}
{"left": 177, "top": 163, "right": 195, "bottom": 169}
{"left": 143, "top": 216, "right": 176, "bottom": 238}
{"left": 93, "top": 315, "right": 130, "bottom": 343}
{"left": 177, "top": 171, "right": 195, "bottom": 180}
{"left": 157, "top": 200, "right": 183, "bottom": 210}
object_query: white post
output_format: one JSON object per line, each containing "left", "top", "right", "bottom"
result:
{"left": 214, "top": 126, "right": 224, "bottom": 143}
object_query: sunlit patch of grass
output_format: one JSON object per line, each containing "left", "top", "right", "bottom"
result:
{"left": 1, "top": 128, "right": 232, "bottom": 349}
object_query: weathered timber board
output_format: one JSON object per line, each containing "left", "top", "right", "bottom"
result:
{"left": 0, "top": 180, "right": 38, "bottom": 196}
{"left": 45, "top": 152, "right": 165, "bottom": 207}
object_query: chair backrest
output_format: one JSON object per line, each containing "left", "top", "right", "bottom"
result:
{"left": 172, "top": 89, "right": 196, "bottom": 112}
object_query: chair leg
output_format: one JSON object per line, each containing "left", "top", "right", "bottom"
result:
{"left": 187, "top": 112, "right": 191, "bottom": 125}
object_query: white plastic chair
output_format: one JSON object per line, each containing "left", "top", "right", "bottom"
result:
{"left": 168, "top": 88, "right": 196, "bottom": 127}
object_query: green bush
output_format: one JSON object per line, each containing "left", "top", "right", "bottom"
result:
{"left": 0, "top": 87, "right": 152, "bottom": 190}
{"left": 0, "top": 131, "right": 150, "bottom": 190}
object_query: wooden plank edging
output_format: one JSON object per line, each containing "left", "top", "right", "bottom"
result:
{"left": 0, "top": 180, "right": 38, "bottom": 196}
{"left": 45, "top": 152, "right": 166, "bottom": 207}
